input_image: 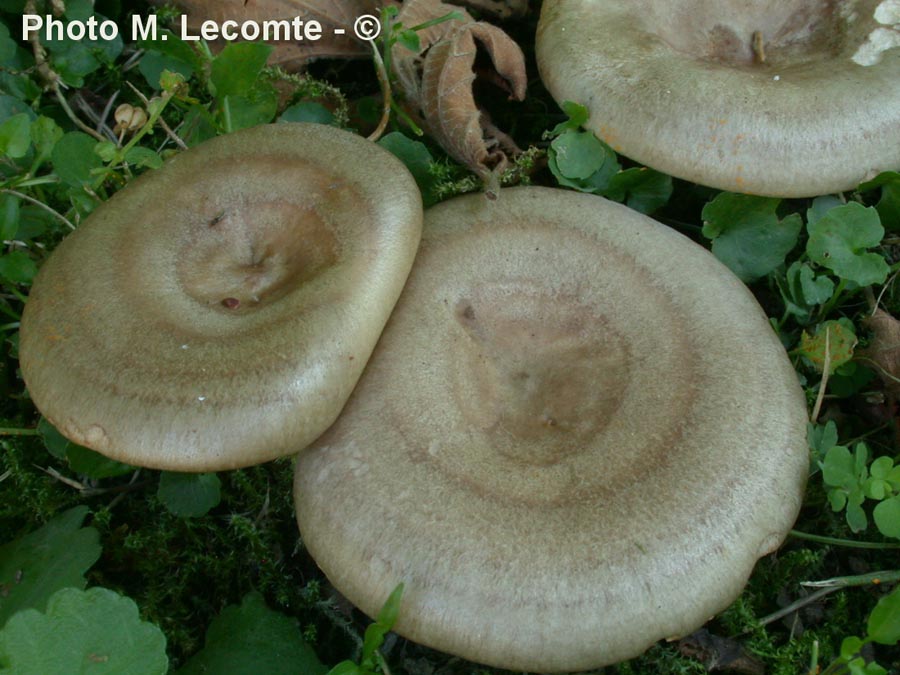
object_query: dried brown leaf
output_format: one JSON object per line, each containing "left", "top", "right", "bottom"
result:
{"left": 392, "top": 0, "right": 526, "bottom": 191}
{"left": 157, "top": 0, "right": 382, "bottom": 70}
{"left": 678, "top": 629, "right": 766, "bottom": 675}
{"left": 862, "top": 309, "right": 900, "bottom": 394}
{"left": 451, "top": 0, "right": 529, "bottom": 19}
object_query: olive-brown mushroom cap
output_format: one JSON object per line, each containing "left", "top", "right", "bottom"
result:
{"left": 20, "top": 123, "right": 422, "bottom": 471}
{"left": 536, "top": 0, "right": 900, "bottom": 197}
{"left": 293, "top": 187, "right": 808, "bottom": 672}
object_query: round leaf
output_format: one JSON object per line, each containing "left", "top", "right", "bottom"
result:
{"left": 0, "top": 587, "right": 167, "bottom": 675}
{"left": 51, "top": 132, "right": 102, "bottom": 187}
{"left": 157, "top": 472, "right": 221, "bottom": 518}
{"left": 868, "top": 584, "right": 900, "bottom": 644}
{"left": 873, "top": 496, "right": 900, "bottom": 540}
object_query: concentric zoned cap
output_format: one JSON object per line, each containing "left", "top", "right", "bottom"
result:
{"left": 20, "top": 123, "right": 423, "bottom": 471}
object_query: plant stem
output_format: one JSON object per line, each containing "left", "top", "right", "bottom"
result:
{"left": 367, "top": 40, "right": 392, "bottom": 142}
{"left": 801, "top": 569, "right": 900, "bottom": 589}
{"left": 810, "top": 325, "right": 831, "bottom": 423}
{"left": 758, "top": 570, "right": 899, "bottom": 628}
{"left": 1, "top": 188, "right": 75, "bottom": 230}
{"left": 790, "top": 530, "right": 900, "bottom": 549}
{"left": 0, "top": 428, "right": 39, "bottom": 436}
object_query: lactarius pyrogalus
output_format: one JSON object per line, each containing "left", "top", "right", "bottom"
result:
{"left": 293, "top": 187, "right": 809, "bottom": 672}
{"left": 536, "top": 0, "right": 900, "bottom": 197}
{"left": 20, "top": 123, "right": 423, "bottom": 471}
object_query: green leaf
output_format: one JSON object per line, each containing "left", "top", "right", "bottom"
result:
{"left": 701, "top": 193, "right": 802, "bottom": 282}
{"left": 29, "top": 116, "right": 63, "bottom": 169}
{"left": 807, "top": 202, "right": 889, "bottom": 286}
{"left": 37, "top": 417, "right": 70, "bottom": 460}
{"left": 828, "top": 489, "right": 848, "bottom": 511}
{"left": 0, "top": 22, "right": 16, "bottom": 65}
{"left": 799, "top": 319, "right": 857, "bottom": 374}
{"left": 36, "top": 418, "right": 132, "bottom": 478}
{"left": 602, "top": 168, "right": 673, "bottom": 214}
{"left": 0, "top": 506, "right": 101, "bottom": 627}
{"left": 396, "top": 29, "right": 420, "bottom": 52}
{"left": 0, "top": 95, "right": 35, "bottom": 124}
{"left": 0, "top": 193, "right": 19, "bottom": 242}
{"left": 859, "top": 171, "right": 900, "bottom": 232}
{"left": 797, "top": 263, "right": 834, "bottom": 306}
{"left": 326, "top": 663, "right": 364, "bottom": 675}
{"left": 177, "top": 591, "right": 326, "bottom": 675}
{"left": 378, "top": 132, "right": 438, "bottom": 206}
{"left": 870, "top": 457, "right": 895, "bottom": 481}
{"left": 67, "top": 445, "right": 134, "bottom": 479}
{"left": 808, "top": 419, "right": 838, "bottom": 452}
{"left": 124, "top": 146, "right": 163, "bottom": 169}
{"left": 550, "top": 130, "right": 608, "bottom": 180}
{"left": 0, "top": 251, "right": 37, "bottom": 285}
{"left": 0, "top": 587, "right": 168, "bottom": 675}
{"left": 94, "top": 140, "right": 118, "bottom": 163}
{"left": 279, "top": 101, "right": 336, "bottom": 126}
{"left": 868, "top": 583, "right": 900, "bottom": 644}
{"left": 360, "top": 584, "right": 404, "bottom": 669}
{"left": 0, "top": 71, "right": 42, "bottom": 103}
{"left": 157, "top": 472, "right": 221, "bottom": 518}
{"left": 209, "top": 42, "right": 274, "bottom": 98}
{"left": 841, "top": 635, "right": 865, "bottom": 660}
{"left": 872, "top": 496, "right": 900, "bottom": 539}
{"left": 223, "top": 89, "right": 278, "bottom": 131}
{"left": 0, "top": 113, "right": 31, "bottom": 159}
{"left": 139, "top": 32, "right": 196, "bottom": 89}
{"left": 375, "top": 583, "right": 404, "bottom": 626}
{"left": 822, "top": 445, "right": 857, "bottom": 488}
{"left": 846, "top": 496, "right": 868, "bottom": 532}
{"left": 52, "top": 132, "right": 103, "bottom": 187}
{"left": 64, "top": 0, "right": 94, "bottom": 21}
{"left": 828, "top": 361, "right": 876, "bottom": 399}
{"left": 547, "top": 100, "right": 588, "bottom": 136}
{"left": 807, "top": 195, "right": 844, "bottom": 226}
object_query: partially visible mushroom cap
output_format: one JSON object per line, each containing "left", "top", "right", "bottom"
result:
{"left": 293, "top": 187, "right": 808, "bottom": 672}
{"left": 20, "top": 123, "right": 422, "bottom": 471}
{"left": 536, "top": 0, "right": 900, "bottom": 197}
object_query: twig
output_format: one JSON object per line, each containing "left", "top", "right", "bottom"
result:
{"left": 22, "top": 0, "right": 106, "bottom": 144}
{"left": 253, "top": 487, "right": 271, "bottom": 526}
{"left": 810, "top": 325, "right": 831, "bottom": 423}
{"left": 53, "top": 86, "right": 107, "bottom": 142}
{"left": 873, "top": 269, "right": 899, "bottom": 315}
{"left": 106, "top": 469, "right": 143, "bottom": 510}
{"left": 790, "top": 529, "right": 900, "bottom": 550}
{"left": 367, "top": 39, "right": 392, "bottom": 143}
{"left": 0, "top": 469, "right": 11, "bottom": 483}
{"left": 1, "top": 188, "right": 76, "bottom": 230}
{"left": 36, "top": 464, "right": 86, "bottom": 490}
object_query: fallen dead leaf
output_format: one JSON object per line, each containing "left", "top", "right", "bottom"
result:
{"left": 678, "top": 629, "right": 765, "bottom": 675}
{"left": 156, "top": 0, "right": 382, "bottom": 70}
{"left": 452, "top": 0, "right": 529, "bottom": 18}
{"left": 391, "top": 0, "right": 526, "bottom": 194}
{"left": 861, "top": 309, "right": 900, "bottom": 394}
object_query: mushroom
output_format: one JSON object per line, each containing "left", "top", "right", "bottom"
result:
{"left": 536, "top": 0, "right": 900, "bottom": 197}
{"left": 19, "top": 123, "right": 423, "bottom": 471}
{"left": 293, "top": 186, "right": 809, "bottom": 672}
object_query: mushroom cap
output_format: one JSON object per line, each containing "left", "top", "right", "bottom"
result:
{"left": 293, "top": 186, "right": 809, "bottom": 672}
{"left": 20, "top": 123, "right": 422, "bottom": 471}
{"left": 536, "top": 0, "right": 900, "bottom": 197}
